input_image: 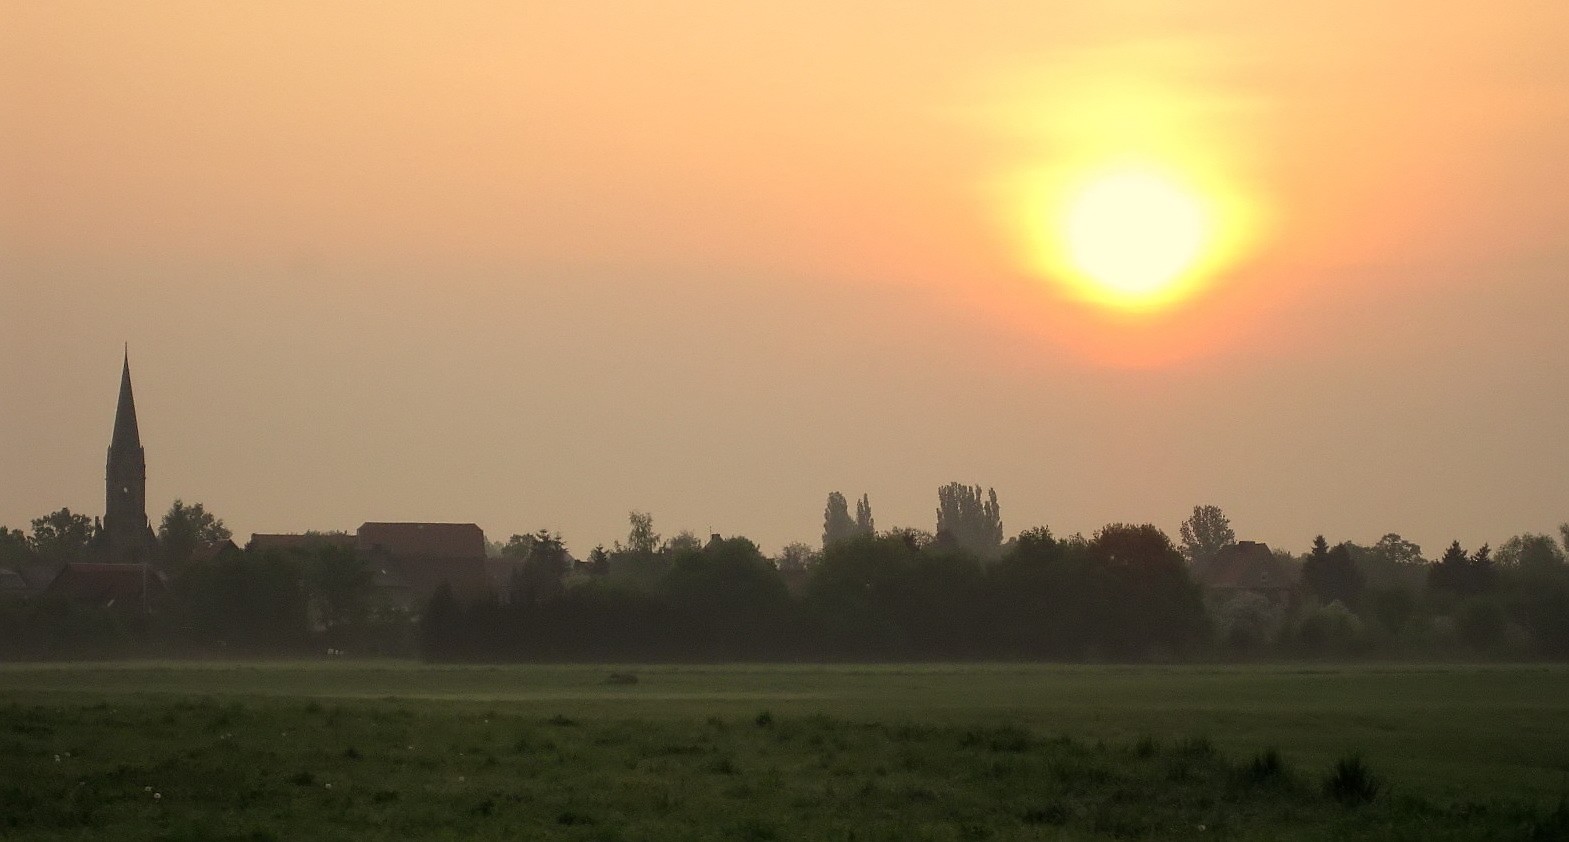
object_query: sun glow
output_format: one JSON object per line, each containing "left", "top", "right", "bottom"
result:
{"left": 992, "top": 58, "right": 1266, "bottom": 316}
{"left": 1024, "top": 161, "right": 1255, "bottom": 312}
{"left": 1063, "top": 170, "right": 1208, "bottom": 302}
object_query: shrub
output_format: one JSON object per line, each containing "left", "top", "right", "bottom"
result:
{"left": 1293, "top": 601, "right": 1368, "bottom": 655}
{"left": 1457, "top": 599, "right": 1507, "bottom": 651}
{"left": 1213, "top": 591, "right": 1284, "bottom": 651}
{"left": 1324, "top": 754, "right": 1380, "bottom": 805}
{"left": 1238, "top": 747, "right": 1288, "bottom": 786}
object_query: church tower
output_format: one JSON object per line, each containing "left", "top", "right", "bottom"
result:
{"left": 101, "top": 348, "right": 157, "bottom": 564}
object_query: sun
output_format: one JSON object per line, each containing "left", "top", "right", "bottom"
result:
{"left": 1060, "top": 169, "right": 1212, "bottom": 309}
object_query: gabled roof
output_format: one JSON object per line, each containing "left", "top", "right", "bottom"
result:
{"left": 357, "top": 522, "right": 486, "bottom": 560}
{"left": 1199, "top": 541, "right": 1297, "bottom": 592}
{"left": 14, "top": 560, "right": 64, "bottom": 591}
{"left": 44, "top": 562, "right": 167, "bottom": 609}
{"left": 189, "top": 539, "right": 241, "bottom": 564}
{"left": 0, "top": 567, "right": 29, "bottom": 594}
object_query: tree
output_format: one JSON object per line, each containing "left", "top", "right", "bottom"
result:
{"left": 1084, "top": 523, "right": 1207, "bottom": 654}
{"left": 662, "top": 530, "right": 702, "bottom": 555}
{"left": 419, "top": 582, "right": 463, "bottom": 661}
{"left": 587, "top": 545, "right": 610, "bottom": 576}
{"left": 1470, "top": 543, "right": 1497, "bottom": 590}
{"left": 1302, "top": 539, "right": 1363, "bottom": 606}
{"left": 622, "top": 511, "right": 660, "bottom": 555}
{"left": 1369, "top": 533, "right": 1424, "bottom": 566}
{"left": 510, "top": 529, "right": 569, "bottom": 606}
{"left": 822, "top": 492, "right": 858, "bottom": 548}
{"left": 934, "top": 483, "right": 1003, "bottom": 557}
{"left": 158, "top": 500, "right": 231, "bottom": 567}
{"left": 0, "top": 526, "right": 33, "bottom": 568}
{"left": 663, "top": 537, "right": 788, "bottom": 626}
{"left": 501, "top": 533, "right": 537, "bottom": 559}
{"left": 30, "top": 509, "right": 96, "bottom": 564}
{"left": 303, "top": 543, "right": 373, "bottom": 636}
{"left": 173, "top": 550, "right": 309, "bottom": 652}
{"left": 1429, "top": 540, "right": 1488, "bottom": 596}
{"left": 855, "top": 494, "right": 875, "bottom": 536}
{"left": 1560, "top": 523, "right": 1569, "bottom": 558}
{"left": 1178, "top": 505, "right": 1236, "bottom": 570}
{"left": 1496, "top": 533, "right": 1566, "bottom": 572}
{"left": 1308, "top": 535, "right": 1331, "bottom": 566}
{"left": 774, "top": 542, "right": 819, "bottom": 573}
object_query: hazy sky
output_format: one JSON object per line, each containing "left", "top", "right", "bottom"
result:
{"left": 4, "top": 2, "right": 1566, "bottom": 556}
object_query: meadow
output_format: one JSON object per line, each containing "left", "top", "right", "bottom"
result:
{"left": 2, "top": 663, "right": 1567, "bottom": 839}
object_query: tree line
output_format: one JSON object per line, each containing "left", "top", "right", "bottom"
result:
{"left": 3, "top": 487, "right": 1568, "bottom": 661}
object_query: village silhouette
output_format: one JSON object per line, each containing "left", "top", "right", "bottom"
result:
{"left": 2, "top": 352, "right": 1565, "bottom": 663}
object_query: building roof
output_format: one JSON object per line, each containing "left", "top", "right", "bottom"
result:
{"left": 0, "top": 567, "right": 29, "bottom": 594}
{"left": 189, "top": 539, "right": 241, "bottom": 564}
{"left": 44, "top": 562, "right": 167, "bottom": 610}
{"left": 14, "top": 560, "right": 64, "bottom": 591}
{"left": 1199, "top": 541, "right": 1297, "bottom": 592}
{"left": 357, "top": 522, "right": 486, "bottom": 560}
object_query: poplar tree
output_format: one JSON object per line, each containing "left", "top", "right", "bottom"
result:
{"left": 935, "top": 483, "right": 1003, "bottom": 556}
{"left": 855, "top": 494, "right": 875, "bottom": 536}
{"left": 822, "top": 492, "right": 858, "bottom": 548}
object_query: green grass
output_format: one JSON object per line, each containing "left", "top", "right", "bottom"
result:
{"left": 2, "top": 663, "right": 1567, "bottom": 839}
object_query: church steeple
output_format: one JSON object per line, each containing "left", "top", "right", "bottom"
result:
{"left": 111, "top": 345, "right": 142, "bottom": 454}
{"left": 102, "top": 346, "right": 154, "bottom": 563}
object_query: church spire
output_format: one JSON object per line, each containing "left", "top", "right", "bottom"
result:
{"left": 111, "top": 344, "right": 142, "bottom": 453}
{"left": 103, "top": 346, "right": 153, "bottom": 564}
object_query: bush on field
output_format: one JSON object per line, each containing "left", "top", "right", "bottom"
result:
{"left": 1324, "top": 754, "right": 1380, "bottom": 805}
{"left": 1291, "top": 601, "right": 1369, "bottom": 656}
{"left": 1213, "top": 591, "right": 1285, "bottom": 651}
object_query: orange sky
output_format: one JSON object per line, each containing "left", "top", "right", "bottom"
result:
{"left": 3, "top": 2, "right": 1567, "bottom": 555}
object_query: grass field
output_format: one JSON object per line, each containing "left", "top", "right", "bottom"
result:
{"left": 2, "top": 663, "right": 1567, "bottom": 839}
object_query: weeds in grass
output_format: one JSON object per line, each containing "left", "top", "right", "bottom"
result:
{"left": 1325, "top": 753, "right": 1381, "bottom": 805}
{"left": 755, "top": 710, "right": 774, "bottom": 728}
{"left": 1238, "top": 747, "right": 1288, "bottom": 787}
{"left": 1176, "top": 736, "right": 1215, "bottom": 758}
{"left": 1, "top": 699, "right": 1561, "bottom": 839}
{"left": 1531, "top": 800, "right": 1569, "bottom": 840}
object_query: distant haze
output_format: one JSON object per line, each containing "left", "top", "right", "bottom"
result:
{"left": 3, "top": 2, "right": 1566, "bottom": 555}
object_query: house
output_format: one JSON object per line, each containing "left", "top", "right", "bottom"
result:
{"left": 43, "top": 562, "right": 168, "bottom": 612}
{"left": 242, "top": 523, "right": 492, "bottom": 612}
{"left": 356, "top": 522, "right": 491, "bottom": 611}
{"left": 1194, "top": 541, "right": 1298, "bottom": 605}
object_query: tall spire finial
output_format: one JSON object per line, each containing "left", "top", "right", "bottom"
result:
{"left": 111, "top": 345, "right": 141, "bottom": 452}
